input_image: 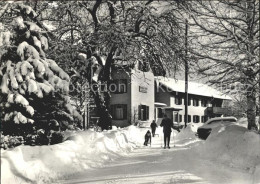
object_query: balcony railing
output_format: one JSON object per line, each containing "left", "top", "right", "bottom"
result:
{"left": 205, "top": 107, "right": 229, "bottom": 116}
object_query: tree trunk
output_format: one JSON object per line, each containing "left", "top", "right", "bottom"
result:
{"left": 258, "top": 80, "right": 260, "bottom": 132}
{"left": 246, "top": 84, "right": 257, "bottom": 130}
{"left": 245, "top": 1, "right": 258, "bottom": 131}
{"left": 92, "top": 83, "right": 112, "bottom": 130}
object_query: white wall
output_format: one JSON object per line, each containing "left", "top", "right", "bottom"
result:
{"left": 110, "top": 68, "right": 155, "bottom": 127}
{"left": 110, "top": 70, "right": 131, "bottom": 127}
{"left": 131, "top": 69, "right": 154, "bottom": 126}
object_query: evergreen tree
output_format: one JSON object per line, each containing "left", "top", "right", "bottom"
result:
{"left": 0, "top": 4, "right": 82, "bottom": 140}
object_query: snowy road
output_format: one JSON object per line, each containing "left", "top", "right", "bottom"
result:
{"left": 56, "top": 131, "right": 252, "bottom": 184}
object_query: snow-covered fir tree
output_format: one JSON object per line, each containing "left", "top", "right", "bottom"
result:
{"left": 0, "top": 4, "right": 82, "bottom": 141}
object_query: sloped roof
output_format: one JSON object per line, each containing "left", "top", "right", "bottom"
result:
{"left": 155, "top": 76, "right": 232, "bottom": 100}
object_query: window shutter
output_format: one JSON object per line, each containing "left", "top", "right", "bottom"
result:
{"left": 138, "top": 105, "right": 141, "bottom": 120}
{"left": 123, "top": 105, "right": 127, "bottom": 119}
{"left": 188, "top": 115, "right": 191, "bottom": 122}
{"left": 146, "top": 106, "right": 149, "bottom": 120}
{"left": 124, "top": 79, "right": 127, "bottom": 93}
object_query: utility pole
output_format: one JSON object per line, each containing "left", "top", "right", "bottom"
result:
{"left": 184, "top": 19, "right": 189, "bottom": 128}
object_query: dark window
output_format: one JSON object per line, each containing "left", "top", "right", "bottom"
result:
{"left": 201, "top": 99, "right": 207, "bottom": 107}
{"left": 188, "top": 115, "right": 191, "bottom": 123}
{"left": 175, "top": 114, "right": 182, "bottom": 122}
{"left": 174, "top": 114, "right": 178, "bottom": 122}
{"left": 111, "top": 104, "right": 127, "bottom": 120}
{"left": 201, "top": 116, "right": 205, "bottom": 123}
{"left": 110, "top": 79, "right": 127, "bottom": 93}
{"left": 184, "top": 97, "right": 191, "bottom": 106}
{"left": 193, "top": 98, "right": 199, "bottom": 106}
{"left": 193, "top": 115, "right": 200, "bottom": 123}
{"left": 175, "top": 96, "right": 182, "bottom": 105}
{"left": 138, "top": 105, "right": 149, "bottom": 121}
{"left": 179, "top": 114, "right": 182, "bottom": 122}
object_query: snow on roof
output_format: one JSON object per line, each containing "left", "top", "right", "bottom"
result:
{"left": 155, "top": 76, "right": 232, "bottom": 100}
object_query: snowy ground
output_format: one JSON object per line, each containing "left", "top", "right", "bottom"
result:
{"left": 55, "top": 126, "right": 257, "bottom": 184}
{"left": 1, "top": 120, "right": 260, "bottom": 184}
{"left": 56, "top": 130, "right": 252, "bottom": 184}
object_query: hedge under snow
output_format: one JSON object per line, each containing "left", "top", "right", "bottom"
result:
{"left": 1, "top": 126, "right": 143, "bottom": 184}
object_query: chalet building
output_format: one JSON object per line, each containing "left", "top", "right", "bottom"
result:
{"left": 154, "top": 77, "right": 232, "bottom": 125}
{"left": 108, "top": 66, "right": 232, "bottom": 127}
{"left": 110, "top": 61, "right": 154, "bottom": 127}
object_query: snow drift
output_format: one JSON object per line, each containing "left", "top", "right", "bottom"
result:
{"left": 196, "top": 124, "right": 260, "bottom": 182}
{"left": 1, "top": 126, "right": 143, "bottom": 184}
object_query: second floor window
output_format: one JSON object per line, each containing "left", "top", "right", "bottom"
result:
{"left": 201, "top": 99, "right": 207, "bottom": 107}
{"left": 184, "top": 97, "right": 192, "bottom": 106}
{"left": 175, "top": 96, "right": 182, "bottom": 105}
{"left": 193, "top": 98, "right": 199, "bottom": 107}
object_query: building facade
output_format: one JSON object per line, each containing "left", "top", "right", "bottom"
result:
{"left": 109, "top": 70, "right": 231, "bottom": 127}
{"left": 155, "top": 77, "right": 232, "bottom": 125}
{"left": 110, "top": 63, "right": 154, "bottom": 127}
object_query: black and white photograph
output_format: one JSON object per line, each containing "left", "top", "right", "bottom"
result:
{"left": 0, "top": 0, "right": 259, "bottom": 183}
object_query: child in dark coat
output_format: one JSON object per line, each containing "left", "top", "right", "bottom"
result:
{"left": 144, "top": 130, "right": 152, "bottom": 146}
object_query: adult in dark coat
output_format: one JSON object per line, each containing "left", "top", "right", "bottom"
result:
{"left": 160, "top": 114, "right": 174, "bottom": 149}
{"left": 150, "top": 120, "right": 158, "bottom": 137}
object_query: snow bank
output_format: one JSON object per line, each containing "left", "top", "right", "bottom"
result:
{"left": 196, "top": 124, "right": 260, "bottom": 177}
{"left": 1, "top": 126, "right": 143, "bottom": 184}
{"left": 174, "top": 123, "right": 202, "bottom": 147}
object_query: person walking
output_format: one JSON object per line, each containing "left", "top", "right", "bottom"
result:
{"left": 150, "top": 120, "right": 157, "bottom": 137}
{"left": 160, "top": 114, "right": 175, "bottom": 149}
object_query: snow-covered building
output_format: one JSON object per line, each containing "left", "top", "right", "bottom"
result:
{"left": 154, "top": 77, "right": 232, "bottom": 125}
{"left": 110, "top": 65, "right": 231, "bottom": 127}
{"left": 110, "top": 61, "right": 154, "bottom": 127}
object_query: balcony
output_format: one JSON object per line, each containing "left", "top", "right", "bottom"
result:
{"left": 205, "top": 107, "right": 229, "bottom": 117}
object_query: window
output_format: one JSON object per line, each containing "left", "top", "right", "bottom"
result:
{"left": 201, "top": 99, "right": 207, "bottom": 107}
{"left": 179, "top": 114, "right": 182, "bottom": 122}
{"left": 174, "top": 114, "right": 182, "bottom": 122}
{"left": 138, "top": 105, "right": 149, "bottom": 121}
{"left": 201, "top": 116, "right": 208, "bottom": 123}
{"left": 193, "top": 115, "right": 200, "bottom": 123}
{"left": 110, "top": 79, "right": 127, "bottom": 93}
{"left": 111, "top": 104, "right": 127, "bottom": 120}
{"left": 201, "top": 116, "right": 205, "bottom": 123}
{"left": 175, "top": 96, "right": 182, "bottom": 105}
{"left": 188, "top": 115, "right": 191, "bottom": 123}
{"left": 193, "top": 98, "right": 199, "bottom": 106}
{"left": 184, "top": 97, "right": 191, "bottom": 106}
